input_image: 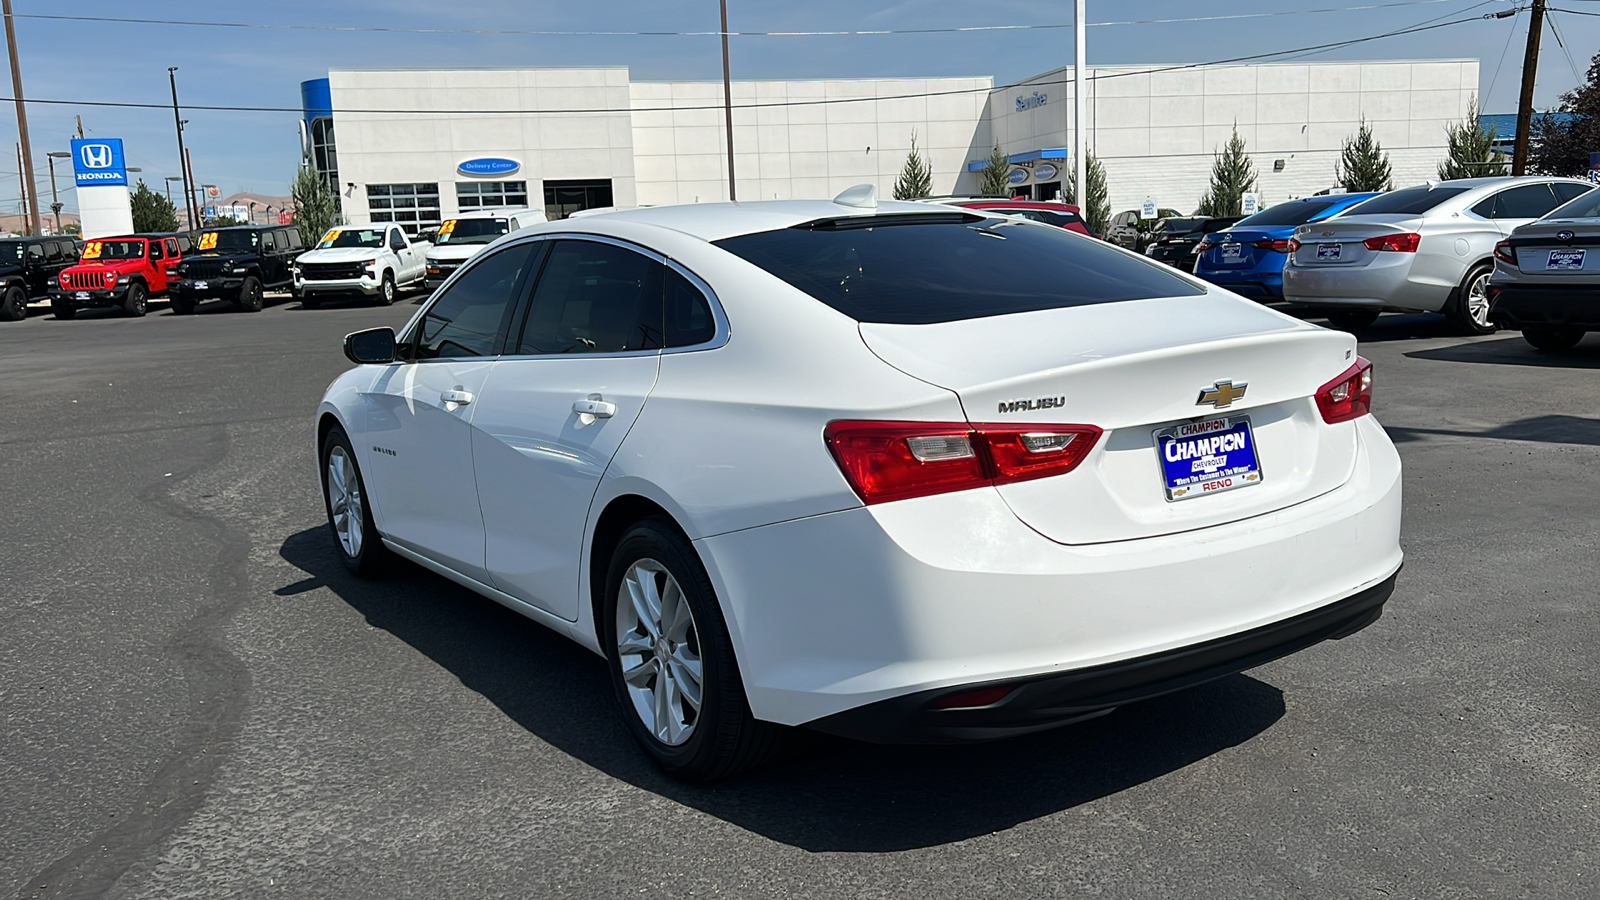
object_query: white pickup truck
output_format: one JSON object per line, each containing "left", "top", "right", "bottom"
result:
{"left": 292, "top": 224, "right": 431, "bottom": 307}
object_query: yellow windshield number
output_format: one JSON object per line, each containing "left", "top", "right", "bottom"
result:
{"left": 81, "top": 241, "right": 102, "bottom": 259}
{"left": 321, "top": 229, "right": 341, "bottom": 244}
{"left": 439, "top": 220, "right": 456, "bottom": 235}
{"left": 198, "top": 232, "right": 219, "bottom": 251}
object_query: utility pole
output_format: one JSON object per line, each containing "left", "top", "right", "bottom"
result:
{"left": 168, "top": 66, "right": 197, "bottom": 230}
{"left": 184, "top": 147, "right": 198, "bottom": 225}
{"left": 4, "top": 0, "right": 40, "bottom": 236}
{"left": 1511, "top": 0, "right": 1546, "bottom": 176}
{"left": 1074, "top": 0, "right": 1086, "bottom": 212}
{"left": 719, "top": 0, "right": 736, "bottom": 202}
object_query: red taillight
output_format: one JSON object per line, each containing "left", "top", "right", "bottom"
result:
{"left": 1493, "top": 240, "right": 1517, "bottom": 265}
{"left": 1287, "top": 238, "right": 1302, "bottom": 252}
{"left": 823, "top": 420, "right": 1102, "bottom": 505}
{"left": 1315, "top": 357, "right": 1373, "bottom": 424}
{"left": 1251, "top": 238, "right": 1292, "bottom": 252}
{"left": 1362, "top": 232, "right": 1420, "bottom": 253}
{"left": 1195, "top": 240, "right": 1213, "bottom": 252}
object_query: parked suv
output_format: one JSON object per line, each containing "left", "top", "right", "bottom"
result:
{"left": 1106, "top": 207, "right": 1182, "bottom": 251}
{"left": 1282, "top": 177, "right": 1595, "bottom": 333}
{"left": 169, "top": 225, "right": 306, "bottom": 313}
{"left": 0, "top": 235, "right": 81, "bottom": 321}
{"left": 1143, "top": 216, "right": 1242, "bottom": 267}
{"left": 49, "top": 233, "right": 187, "bottom": 319}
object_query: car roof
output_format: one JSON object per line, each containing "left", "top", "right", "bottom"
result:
{"left": 453, "top": 208, "right": 534, "bottom": 219}
{"left": 561, "top": 197, "right": 975, "bottom": 243}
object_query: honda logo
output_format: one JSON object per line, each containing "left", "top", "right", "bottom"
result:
{"left": 79, "top": 143, "right": 113, "bottom": 169}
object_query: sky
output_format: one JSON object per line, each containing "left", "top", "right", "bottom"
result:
{"left": 6, "top": 0, "right": 1598, "bottom": 217}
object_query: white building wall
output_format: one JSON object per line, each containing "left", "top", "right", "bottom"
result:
{"left": 327, "top": 67, "right": 637, "bottom": 225}
{"left": 630, "top": 76, "right": 992, "bottom": 206}
{"left": 988, "top": 60, "right": 1479, "bottom": 215}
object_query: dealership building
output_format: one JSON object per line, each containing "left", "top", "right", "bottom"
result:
{"left": 301, "top": 57, "right": 1480, "bottom": 231}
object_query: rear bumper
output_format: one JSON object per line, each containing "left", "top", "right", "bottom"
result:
{"left": 1282, "top": 257, "right": 1447, "bottom": 312}
{"left": 810, "top": 571, "right": 1395, "bottom": 743}
{"left": 1199, "top": 273, "right": 1284, "bottom": 301}
{"left": 1488, "top": 284, "right": 1600, "bottom": 330}
{"left": 697, "top": 415, "right": 1404, "bottom": 733}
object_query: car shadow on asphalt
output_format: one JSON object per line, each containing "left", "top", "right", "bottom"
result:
{"left": 278, "top": 526, "right": 1287, "bottom": 852}
{"left": 1290, "top": 312, "right": 1467, "bottom": 343}
{"left": 1404, "top": 335, "right": 1600, "bottom": 369}
{"left": 1385, "top": 414, "right": 1600, "bottom": 447}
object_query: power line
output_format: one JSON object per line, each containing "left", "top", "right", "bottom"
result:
{"left": 0, "top": 14, "right": 1498, "bottom": 120}
{"left": 9, "top": 0, "right": 1478, "bottom": 37}
{"left": 1485, "top": 6, "right": 1523, "bottom": 102}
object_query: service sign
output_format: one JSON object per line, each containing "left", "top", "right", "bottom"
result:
{"left": 457, "top": 157, "right": 520, "bottom": 177}
{"left": 71, "top": 138, "right": 128, "bottom": 188}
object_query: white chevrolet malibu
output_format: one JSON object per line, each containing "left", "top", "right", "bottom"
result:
{"left": 316, "top": 189, "right": 1402, "bottom": 781}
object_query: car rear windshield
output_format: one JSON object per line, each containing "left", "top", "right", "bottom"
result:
{"left": 713, "top": 214, "right": 1203, "bottom": 325}
{"left": 438, "top": 218, "right": 511, "bottom": 245}
{"left": 1342, "top": 185, "right": 1470, "bottom": 216}
{"left": 1234, "top": 199, "right": 1342, "bottom": 227}
{"left": 1546, "top": 189, "right": 1600, "bottom": 220}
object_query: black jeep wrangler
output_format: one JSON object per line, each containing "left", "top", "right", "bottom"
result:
{"left": 0, "top": 235, "right": 82, "bottom": 321}
{"left": 168, "top": 225, "right": 305, "bottom": 314}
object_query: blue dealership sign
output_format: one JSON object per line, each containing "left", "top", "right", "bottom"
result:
{"left": 457, "top": 157, "right": 521, "bottom": 176}
{"left": 70, "top": 138, "right": 128, "bottom": 187}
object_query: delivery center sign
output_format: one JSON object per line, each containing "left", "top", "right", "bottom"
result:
{"left": 71, "top": 138, "right": 128, "bottom": 187}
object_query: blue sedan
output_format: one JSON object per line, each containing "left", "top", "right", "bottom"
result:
{"left": 1193, "top": 193, "right": 1381, "bottom": 300}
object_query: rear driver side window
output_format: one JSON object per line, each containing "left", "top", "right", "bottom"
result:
{"left": 516, "top": 240, "right": 664, "bottom": 355}
{"left": 412, "top": 244, "right": 536, "bottom": 359}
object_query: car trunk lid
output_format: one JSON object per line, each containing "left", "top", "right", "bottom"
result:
{"left": 857, "top": 293, "right": 1362, "bottom": 544}
{"left": 1290, "top": 216, "right": 1423, "bottom": 269}
{"left": 1508, "top": 220, "right": 1600, "bottom": 275}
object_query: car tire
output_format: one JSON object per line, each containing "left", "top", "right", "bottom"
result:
{"left": 601, "top": 517, "right": 784, "bottom": 782}
{"left": 0, "top": 285, "right": 25, "bottom": 321}
{"left": 236, "top": 275, "right": 264, "bottom": 312}
{"left": 1521, "top": 326, "right": 1585, "bottom": 351}
{"left": 376, "top": 271, "right": 396, "bottom": 306}
{"left": 319, "top": 425, "right": 388, "bottom": 577}
{"left": 170, "top": 295, "right": 197, "bottom": 315}
{"left": 1448, "top": 264, "right": 1496, "bottom": 335}
{"left": 122, "top": 282, "right": 148, "bottom": 318}
{"left": 50, "top": 298, "right": 75, "bottom": 320}
{"left": 1325, "top": 309, "right": 1379, "bottom": 332}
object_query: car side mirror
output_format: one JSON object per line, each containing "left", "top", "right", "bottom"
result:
{"left": 344, "top": 327, "right": 396, "bottom": 364}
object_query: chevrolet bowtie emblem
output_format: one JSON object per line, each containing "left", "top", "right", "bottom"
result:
{"left": 1197, "top": 380, "right": 1248, "bottom": 409}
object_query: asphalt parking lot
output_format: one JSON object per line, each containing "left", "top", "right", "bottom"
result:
{"left": 2, "top": 293, "right": 1597, "bottom": 899}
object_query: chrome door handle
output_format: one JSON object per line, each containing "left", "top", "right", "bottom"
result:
{"left": 572, "top": 398, "right": 616, "bottom": 418}
{"left": 440, "top": 389, "right": 474, "bottom": 405}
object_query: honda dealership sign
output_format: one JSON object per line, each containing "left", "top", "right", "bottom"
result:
{"left": 69, "top": 137, "right": 134, "bottom": 238}
{"left": 71, "top": 138, "right": 129, "bottom": 187}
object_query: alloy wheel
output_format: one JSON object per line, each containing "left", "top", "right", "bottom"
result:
{"left": 615, "top": 558, "right": 703, "bottom": 746}
{"left": 1466, "top": 272, "right": 1491, "bottom": 327}
{"left": 325, "top": 445, "right": 364, "bottom": 558}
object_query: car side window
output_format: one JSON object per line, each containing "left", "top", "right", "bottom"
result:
{"left": 283, "top": 229, "right": 302, "bottom": 250}
{"left": 515, "top": 240, "right": 664, "bottom": 355}
{"left": 262, "top": 231, "right": 276, "bottom": 252}
{"left": 664, "top": 267, "right": 716, "bottom": 348}
{"left": 150, "top": 241, "right": 164, "bottom": 261}
{"left": 411, "top": 243, "right": 537, "bottom": 360}
{"left": 26, "top": 243, "right": 42, "bottom": 261}
{"left": 165, "top": 239, "right": 179, "bottom": 257}
{"left": 42, "top": 241, "right": 61, "bottom": 261}
{"left": 1492, "top": 183, "right": 1560, "bottom": 219}
{"left": 1552, "top": 182, "right": 1594, "bottom": 204}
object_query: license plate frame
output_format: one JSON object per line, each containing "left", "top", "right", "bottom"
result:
{"left": 1220, "top": 242, "right": 1245, "bottom": 262}
{"left": 1154, "top": 415, "right": 1264, "bottom": 502}
{"left": 1547, "top": 249, "right": 1585, "bottom": 271}
{"left": 1316, "top": 243, "right": 1343, "bottom": 261}
{"left": 194, "top": 280, "right": 209, "bottom": 289}
{"left": 73, "top": 291, "right": 89, "bottom": 300}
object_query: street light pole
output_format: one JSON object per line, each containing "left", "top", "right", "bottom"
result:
{"left": 168, "top": 66, "right": 196, "bottom": 230}
{"left": 46, "top": 150, "right": 67, "bottom": 235}
{"left": 719, "top": 0, "right": 736, "bottom": 202}
{"left": 3, "top": 0, "right": 41, "bottom": 236}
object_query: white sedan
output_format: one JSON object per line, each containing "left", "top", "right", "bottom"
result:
{"left": 316, "top": 188, "right": 1403, "bottom": 781}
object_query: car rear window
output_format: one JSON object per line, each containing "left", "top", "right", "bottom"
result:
{"left": 1235, "top": 198, "right": 1342, "bottom": 227}
{"left": 714, "top": 214, "right": 1203, "bottom": 325}
{"left": 1342, "top": 185, "right": 1470, "bottom": 216}
{"left": 1544, "top": 187, "right": 1600, "bottom": 220}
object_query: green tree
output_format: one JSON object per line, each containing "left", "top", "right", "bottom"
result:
{"left": 1196, "top": 126, "right": 1258, "bottom": 216}
{"left": 978, "top": 143, "right": 1011, "bottom": 196}
{"left": 291, "top": 164, "right": 340, "bottom": 246}
{"left": 1061, "top": 152, "right": 1111, "bottom": 236}
{"left": 204, "top": 215, "right": 247, "bottom": 228}
{"left": 61, "top": 222, "right": 81, "bottom": 235}
{"left": 893, "top": 131, "right": 933, "bottom": 200}
{"left": 129, "top": 179, "right": 179, "bottom": 233}
{"left": 1530, "top": 49, "right": 1600, "bottom": 176}
{"left": 1336, "top": 119, "right": 1393, "bottom": 192}
{"left": 1438, "top": 99, "right": 1507, "bottom": 180}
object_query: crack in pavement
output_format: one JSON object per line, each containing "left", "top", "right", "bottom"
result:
{"left": 17, "top": 426, "right": 253, "bottom": 899}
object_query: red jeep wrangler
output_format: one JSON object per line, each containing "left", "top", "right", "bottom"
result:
{"left": 49, "top": 233, "right": 187, "bottom": 319}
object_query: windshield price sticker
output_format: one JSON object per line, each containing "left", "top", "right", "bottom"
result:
{"left": 321, "top": 229, "right": 342, "bottom": 244}
{"left": 439, "top": 220, "right": 457, "bottom": 234}
{"left": 1154, "top": 416, "right": 1263, "bottom": 501}
{"left": 81, "top": 241, "right": 102, "bottom": 259}
{"left": 198, "top": 232, "right": 219, "bottom": 251}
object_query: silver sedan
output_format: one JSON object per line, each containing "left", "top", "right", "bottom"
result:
{"left": 1282, "top": 176, "right": 1595, "bottom": 333}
